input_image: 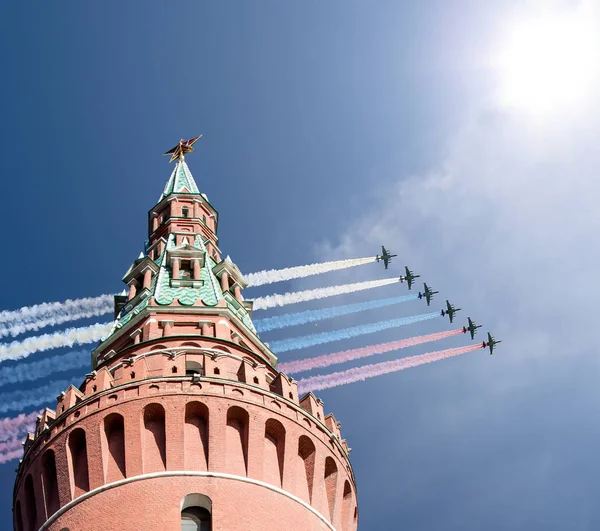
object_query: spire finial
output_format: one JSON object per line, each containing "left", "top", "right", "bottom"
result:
{"left": 163, "top": 135, "right": 203, "bottom": 163}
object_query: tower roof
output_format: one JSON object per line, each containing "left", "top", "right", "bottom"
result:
{"left": 161, "top": 159, "right": 200, "bottom": 199}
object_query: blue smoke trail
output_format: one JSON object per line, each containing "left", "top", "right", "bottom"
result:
{"left": 269, "top": 311, "right": 441, "bottom": 353}
{"left": 0, "top": 379, "right": 72, "bottom": 415}
{"left": 254, "top": 294, "right": 419, "bottom": 333}
{"left": 0, "top": 349, "right": 89, "bottom": 389}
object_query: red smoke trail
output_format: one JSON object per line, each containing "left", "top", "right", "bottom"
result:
{"left": 0, "top": 448, "right": 23, "bottom": 464}
{"left": 0, "top": 436, "right": 24, "bottom": 455}
{"left": 297, "top": 344, "right": 482, "bottom": 393}
{"left": 279, "top": 329, "right": 464, "bottom": 374}
{"left": 0, "top": 411, "right": 40, "bottom": 442}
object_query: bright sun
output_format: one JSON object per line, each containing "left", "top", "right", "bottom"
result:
{"left": 497, "top": 8, "right": 600, "bottom": 114}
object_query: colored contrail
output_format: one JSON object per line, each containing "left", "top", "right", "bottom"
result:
{"left": 0, "top": 380, "right": 72, "bottom": 415}
{"left": 254, "top": 294, "right": 418, "bottom": 333}
{"left": 0, "top": 257, "right": 379, "bottom": 336}
{"left": 245, "top": 257, "right": 378, "bottom": 287}
{"left": 253, "top": 278, "right": 399, "bottom": 311}
{"left": 0, "top": 411, "right": 41, "bottom": 442}
{"left": 0, "top": 435, "right": 28, "bottom": 456}
{"left": 297, "top": 344, "right": 482, "bottom": 393}
{"left": 0, "top": 349, "right": 89, "bottom": 389}
{"left": 0, "top": 294, "right": 114, "bottom": 338}
{"left": 0, "top": 448, "right": 25, "bottom": 464}
{"left": 0, "top": 323, "right": 111, "bottom": 363}
{"left": 269, "top": 311, "right": 441, "bottom": 353}
{"left": 279, "top": 329, "right": 464, "bottom": 374}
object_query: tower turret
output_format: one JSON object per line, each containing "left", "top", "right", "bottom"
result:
{"left": 12, "top": 139, "right": 358, "bottom": 531}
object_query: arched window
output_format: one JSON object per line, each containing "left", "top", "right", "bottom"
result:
{"left": 186, "top": 360, "right": 203, "bottom": 377}
{"left": 298, "top": 435, "right": 316, "bottom": 503}
{"left": 103, "top": 413, "right": 126, "bottom": 482}
{"left": 68, "top": 428, "right": 89, "bottom": 497}
{"left": 143, "top": 403, "right": 166, "bottom": 472}
{"left": 15, "top": 500, "right": 23, "bottom": 531}
{"left": 42, "top": 449, "right": 60, "bottom": 517}
{"left": 324, "top": 456, "right": 338, "bottom": 521}
{"left": 181, "top": 493, "right": 212, "bottom": 531}
{"left": 24, "top": 474, "right": 37, "bottom": 531}
{"left": 185, "top": 402, "right": 209, "bottom": 470}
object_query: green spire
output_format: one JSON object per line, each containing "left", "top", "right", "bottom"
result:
{"left": 161, "top": 160, "right": 200, "bottom": 199}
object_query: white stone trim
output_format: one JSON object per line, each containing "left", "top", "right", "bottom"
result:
{"left": 40, "top": 471, "right": 336, "bottom": 530}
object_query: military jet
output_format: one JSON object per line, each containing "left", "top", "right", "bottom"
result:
{"left": 418, "top": 283, "right": 438, "bottom": 306}
{"left": 441, "top": 300, "right": 462, "bottom": 323}
{"left": 462, "top": 317, "right": 482, "bottom": 340}
{"left": 400, "top": 266, "right": 420, "bottom": 290}
{"left": 482, "top": 332, "right": 502, "bottom": 355}
{"left": 376, "top": 245, "right": 397, "bottom": 270}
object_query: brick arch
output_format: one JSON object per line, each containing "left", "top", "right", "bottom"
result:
{"left": 225, "top": 406, "right": 249, "bottom": 476}
{"left": 103, "top": 413, "right": 126, "bottom": 482}
{"left": 184, "top": 401, "right": 209, "bottom": 470}
{"left": 181, "top": 341, "right": 202, "bottom": 348}
{"left": 143, "top": 403, "right": 166, "bottom": 472}
{"left": 342, "top": 480, "right": 353, "bottom": 530}
{"left": 264, "top": 418, "right": 286, "bottom": 487}
{"left": 324, "top": 456, "right": 339, "bottom": 521}
{"left": 24, "top": 474, "right": 37, "bottom": 531}
{"left": 298, "top": 435, "right": 316, "bottom": 504}
{"left": 14, "top": 500, "right": 23, "bottom": 531}
{"left": 41, "top": 448, "right": 60, "bottom": 517}
{"left": 210, "top": 344, "right": 231, "bottom": 354}
{"left": 68, "top": 428, "right": 89, "bottom": 497}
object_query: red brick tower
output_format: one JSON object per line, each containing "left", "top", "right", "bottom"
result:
{"left": 13, "top": 139, "right": 358, "bottom": 531}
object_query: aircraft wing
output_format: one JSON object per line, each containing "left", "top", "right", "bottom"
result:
{"left": 381, "top": 245, "right": 387, "bottom": 255}
{"left": 383, "top": 257, "right": 389, "bottom": 269}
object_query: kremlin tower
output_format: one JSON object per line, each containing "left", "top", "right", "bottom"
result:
{"left": 12, "top": 138, "right": 358, "bottom": 531}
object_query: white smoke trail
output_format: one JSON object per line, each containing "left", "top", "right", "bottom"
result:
{"left": 0, "top": 303, "right": 114, "bottom": 339}
{"left": 0, "top": 323, "right": 111, "bottom": 363}
{"left": 0, "top": 349, "right": 89, "bottom": 389}
{"left": 0, "top": 294, "right": 114, "bottom": 327}
{"left": 253, "top": 278, "right": 398, "bottom": 311}
{"left": 245, "top": 257, "right": 377, "bottom": 287}
{"left": 0, "top": 379, "right": 72, "bottom": 415}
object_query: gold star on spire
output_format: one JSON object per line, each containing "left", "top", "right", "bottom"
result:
{"left": 164, "top": 135, "right": 203, "bottom": 163}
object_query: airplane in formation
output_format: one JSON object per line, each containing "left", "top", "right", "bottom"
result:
{"left": 418, "top": 283, "right": 438, "bottom": 306}
{"left": 462, "top": 317, "right": 482, "bottom": 339}
{"left": 399, "top": 266, "right": 420, "bottom": 290}
{"left": 482, "top": 332, "right": 502, "bottom": 355}
{"left": 376, "top": 245, "right": 397, "bottom": 269}
{"left": 441, "top": 300, "right": 461, "bottom": 323}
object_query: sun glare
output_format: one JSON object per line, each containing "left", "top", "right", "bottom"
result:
{"left": 497, "top": 9, "right": 600, "bottom": 114}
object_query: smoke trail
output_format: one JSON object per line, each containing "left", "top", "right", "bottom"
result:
{"left": 0, "top": 294, "right": 114, "bottom": 329}
{"left": 297, "top": 344, "right": 482, "bottom": 393}
{"left": 0, "top": 411, "right": 41, "bottom": 442}
{"left": 253, "top": 278, "right": 398, "bottom": 311}
{"left": 0, "top": 349, "right": 89, "bottom": 389}
{"left": 279, "top": 329, "right": 464, "bottom": 374}
{"left": 254, "top": 294, "right": 418, "bottom": 333}
{"left": 269, "top": 311, "right": 441, "bottom": 353}
{"left": 246, "top": 257, "right": 378, "bottom": 287}
{"left": 0, "top": 448, "right": 24, "bottom": 464}
{"left": 0, "top": 380, "right": 71, "bottom": 415}
{"left": 0, "top": 434, "right": 31, "bottom": 455}
{"left": 0, "top": 323, "right": 111, "bottom": 363}
{"left": 0, "top": 304, "right": 113, "bottom": 339}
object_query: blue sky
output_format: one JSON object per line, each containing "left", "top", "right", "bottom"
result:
{"left": 2, "top": 1, "right": 600, "bottom": 529}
